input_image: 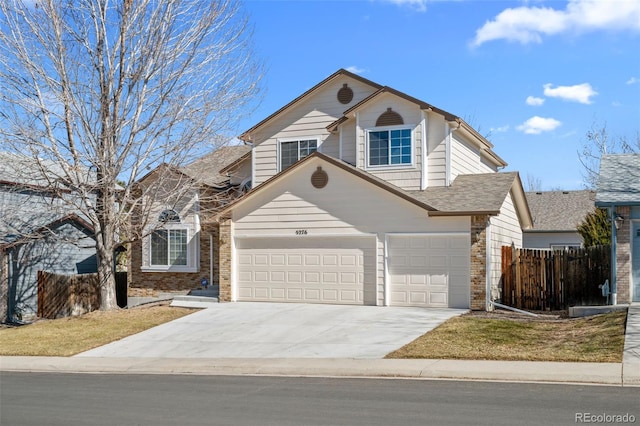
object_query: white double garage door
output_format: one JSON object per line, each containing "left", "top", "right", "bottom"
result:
{"left": 236, "top": 234, "right": 470, "bottom": 308}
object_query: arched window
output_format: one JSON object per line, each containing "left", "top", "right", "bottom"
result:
{"left": 159, "top": 209, "right": 180, "bottom": 223}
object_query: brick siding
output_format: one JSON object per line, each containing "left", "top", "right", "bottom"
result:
{"left": 470, "top": 215, "right": 489, "bottom": 310}
{"left": 615, "top": 206, "right": 631, "bottom": 304}
{"left": 128, "top": 224, "right": 218, "bottom": 297}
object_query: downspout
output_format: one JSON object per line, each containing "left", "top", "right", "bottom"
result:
{"left": 445, "top": 122, "right": 451, "bottom": 186}
{"left": 384, "top": 234, "right": 390, "bottom": 306}
{"left": 355, "top": 112, "right": 361, "bottom": 168}
{"left": 611, "top": 206, "right": 618, "bottom": 305}
{"left": 209, "top": 233, "right": 214, "bottom": 290}
{"left": 485, "top": 221, "right": 492, "bottom": 311}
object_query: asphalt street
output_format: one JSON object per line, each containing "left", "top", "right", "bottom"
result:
{"left": 1, "top": 372, "right": 638, "bottom": 426}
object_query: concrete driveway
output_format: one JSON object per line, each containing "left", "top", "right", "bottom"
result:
{"left": 77, "top": 303, "right": 467, "bottom": 359}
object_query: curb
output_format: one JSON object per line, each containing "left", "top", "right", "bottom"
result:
{"left": 0, "top": 357, "right": 629, "bottom": 386}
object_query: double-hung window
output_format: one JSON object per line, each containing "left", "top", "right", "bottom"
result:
{"left": 368, "top": 128, "right": 412, "bottom": 167}
{"left": 151, "top": 229, "right": 188, "bottom": 266}
{"left": 280, "top": 139, "right": 317, "bottom": 170}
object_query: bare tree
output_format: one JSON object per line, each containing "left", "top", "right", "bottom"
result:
{"left": 578, "top": 122, "right": 639, "bottom": 189}
{"left": 0, "top": 0, "right": 261, "bottom": 310}
{"left": 524, "top": 174, "right": 543, "bottom": 192}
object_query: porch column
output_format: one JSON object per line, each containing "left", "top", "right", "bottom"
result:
{"left": 615, "top": 206, "right": 631, "bottom": 304}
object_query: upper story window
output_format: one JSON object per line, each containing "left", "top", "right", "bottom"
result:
{"left": 367, "top": 128, "right": 412, "bottom": 167}
{"left": 280, "top": 139, "right": 317, "bottom": 170}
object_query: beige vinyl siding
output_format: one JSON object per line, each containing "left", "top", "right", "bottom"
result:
{"left": 426, "top": 113, "right": 448, "bottom": 187}
{"left": 450, "top": 133, "right": 481, "bottom": 181}
{"left": 251, "top": 77, "right": 378, "bottom": 186}
{"left": 233, "top": 157, "right": 469, "bottom": 305}
{"left": 228, "top": 158, "right": 252, "bottom": 185}
{"left": 354, "top": 96, "right": 423, "bottom": 190}
{"left": 489, "top": 191, "right": 523, "bottom": 300}
{"left": 141, "top": 184, "right": 200, "bottom": 272}
{"left": 523, "top": 232, "right": 583, "bottom": 249}
{"left": 480, "top": 156, "right": 498, "bottom": 173}
{"left": 341, "top": 121, "right": 357, "bottom": 165}
{"left": 320, "top": 133, "right": 340, "bottom": 158}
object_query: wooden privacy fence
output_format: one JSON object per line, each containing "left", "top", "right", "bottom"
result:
{"left": 37, "top": 271, "right": 101, "bottom": 319}
{"left": 501, "top": 245, "right": 610, "bottom": 311}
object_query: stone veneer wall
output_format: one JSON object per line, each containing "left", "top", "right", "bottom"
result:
{"left": 470, "top": 215, "right": 489, "bottom": 311}
{"left": 128, "top": 224, "right": 218, "bottom": 297}
{"left": 218, "top": 218, "right": 232, "bottom": 302}
{"left": 615, "top": 206, "right": 631, "bottom": 304}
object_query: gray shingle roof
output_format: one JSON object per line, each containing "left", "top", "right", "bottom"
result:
{"left": 182, "top": 145, "right": 251, "bottom": 187}
{"left": 525, "top": 190, "right": 595, "bottom": 231}
{"left": 595, "top": 154, "right": 640, "bottom": 205}
{"left": 408, "top": 172, "right": 520, "bottom": 214}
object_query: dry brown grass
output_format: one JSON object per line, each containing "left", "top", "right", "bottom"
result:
{"left": 386, "top": 310, "right": 627, "bottom": 363}
{"left": 0, "top": 305, "right": 196, "bottom": 357}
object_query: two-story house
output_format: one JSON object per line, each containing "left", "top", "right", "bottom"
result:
{"left": 209, "top": 69, "right": 532, "bottom": 310}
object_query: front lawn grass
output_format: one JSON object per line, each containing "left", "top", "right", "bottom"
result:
{"left": 0, "top": 305, "right": 196, "bottom": 357}
{"left": 386, "top": 310, "right": 627, "bottom": 363}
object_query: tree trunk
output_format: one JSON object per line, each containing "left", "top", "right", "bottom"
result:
{"left": 96, "top": 234, "right": 118, "bottom": 310}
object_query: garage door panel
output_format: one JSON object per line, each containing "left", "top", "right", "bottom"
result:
{"left": 389, "top": 235, "right": 470, "bottom": 308}
{"left": 236, "top": 238, "right": 372, "bottom": 305}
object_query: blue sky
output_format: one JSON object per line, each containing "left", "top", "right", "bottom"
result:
{"left": 238, "top": 0, "right": 640, "bottom": 190}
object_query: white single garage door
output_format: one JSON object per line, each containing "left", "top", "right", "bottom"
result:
{"left": 235, "top": 237, "right": 375, "bottom": 305}
{"left": 388, "top": 234, "right": 470, "bottom": 308}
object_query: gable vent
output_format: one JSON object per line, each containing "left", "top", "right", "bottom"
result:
{"left": 311, "top": 166, "right": 328, "bottom": 189}
{"left": 376, "top": 108, "right": 404, "bottom": 127}
{"left": 337, "top": 84, "right": 354, "bottom": 104}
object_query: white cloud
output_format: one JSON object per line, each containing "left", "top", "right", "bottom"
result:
{"left": 627, "top": 77, "right": 639, "bottom": 85}
{"left": 382, "top": 0, "right": 429, "bottom": 12}
{"left": 543, "top": 83, "right": 597, "bottom": 104}
{"left": 526, "top": 96, "right": 545, "bottom": 106}
{"left": 472, "top": 0, "right": 640, "bottom": 46}
{"left": 517, "top": 116, "right": 562, "bottom": 134}
{"left": 490, "top": 125, "right": 510, "bottom": 133}
{"left": 345, "top": 66, "right": 366, "bottom": 75}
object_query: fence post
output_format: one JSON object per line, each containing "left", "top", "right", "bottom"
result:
{"left": 37, "top": 270, "right": 44, "bottom": 318}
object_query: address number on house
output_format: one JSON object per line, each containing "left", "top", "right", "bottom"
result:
{"left": 295, "top": 229, "right": 308, "bottom": 235}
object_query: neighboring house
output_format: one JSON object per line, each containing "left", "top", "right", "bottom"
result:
{"left": 0, "top": 154, "right": 97, "bottom": 322}
{"left": 524, "top": 190, "right": 596, "bottom": 249}
{"left": 209, "top": 69, "right": 532, "bottom": 310}
{"left": 595, "top": 153, "right": 640, "bottom": 304}
{"left": 129, "top": 145, "right": 251, "bottom": 298}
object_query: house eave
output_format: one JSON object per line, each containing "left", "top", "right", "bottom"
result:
{"left": 428, "top": 210, "right": 501, "bottom": 217}
{"left": 215, "top": 152, "right": 438, "bottom": 220}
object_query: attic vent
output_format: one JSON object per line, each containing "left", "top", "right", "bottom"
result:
{"left": 337, "top": 84, "right": 354, "bottom": 104}
{"left": 311, "top": 166, "right": 328, "bottom": 189}
{"left": 376, "top": 108, "right": 404, "bottom": 127}
{"left": 159, "top": 209, "right": 180, "bottom": 223}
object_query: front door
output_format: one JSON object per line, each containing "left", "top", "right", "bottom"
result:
{"left": 633, "top": 221, "right": 640, "bottom": 302}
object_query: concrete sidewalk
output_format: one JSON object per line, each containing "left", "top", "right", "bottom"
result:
{"left": 623, "top": 303, "right": 640, "bottom": 386}
{"left": 0, "top": 356, "right": 627, "bottom": 386}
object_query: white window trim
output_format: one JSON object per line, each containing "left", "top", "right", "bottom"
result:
{"left": 364, "top": 125, "right": 416, "bottom": 171}
{"left": 142, "top": 225, "right": 199, "bottom": 273}
{"left": 277, "top": 136, "right": 321, "bottom": 173}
